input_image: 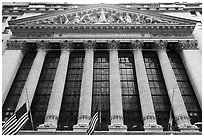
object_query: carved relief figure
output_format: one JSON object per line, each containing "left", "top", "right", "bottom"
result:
{"left": 98, "top": 8, "right": 108, "bottom": 23}
{"left": 26, "top": 8, "right": 176, "bottom": 25}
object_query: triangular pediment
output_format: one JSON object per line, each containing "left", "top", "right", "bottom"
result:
{"left": 9, "top": 3, "right": 197, "bottom": 25}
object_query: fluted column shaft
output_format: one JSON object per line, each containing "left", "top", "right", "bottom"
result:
{"left": 133, "top": 50, "right": 159, "bottom": 125}
{"left": 73, "top": 41, "right": 94, "bottom": 132}
{"left": 16, "top": 48, "right": 47, "bottom": 111}
{"left": 2, "top": 41, "right": 27, "bottom": 106}
{"left": 180, "top": 50, "right": 202, "bottom": 109}
{"left": 40, "top": 49, "right": 70, "bottom": 131}
{"left": 157, "top": 48, "right": 197, "bottom": 131}
{"left": 131, "top": 40, "right": 162, "bottom": 131}
{"left": 108, "top": 41, "right": 127, "bottom": 132}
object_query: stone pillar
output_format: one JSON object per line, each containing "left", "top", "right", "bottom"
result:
{"left": 178, "top": 40, "right": 202, "bottom": 109}
{"left": 131, "top": 40, "right": 163, "bottom": 132}
{"left": 108, "top": 40, "right": 127, "bottom": 132}
{"left": 2, "top": 41, "right": 28, "bottom": 106}
{"left": 38, "top": 41, "right": 72, "bottom": 131}
{"left": 155, "top": 40, "right": 199, "bottom": 132}
{"left": 15, "top": 41, "right": 49, "bottom": 111}
{"left": 73, "top": 41, "right": 95, "bottom": 132}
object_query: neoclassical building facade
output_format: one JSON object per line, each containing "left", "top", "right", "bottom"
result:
{"left": 2, "top": 2, "right": 202, "bottom": 135}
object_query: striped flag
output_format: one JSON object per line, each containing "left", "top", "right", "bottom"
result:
{"left": 2, "top": 103, "right": 29, "bottom": 135}
{"left": 86, "top": 112, "right": 98, "bottom": 135}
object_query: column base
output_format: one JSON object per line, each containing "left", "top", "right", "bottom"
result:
{"left": 108, "top": 124, "right": 127, "bottom": 132}
{"left": 144, "top": 123, "right": 163, "bottom": 132}
{"left": 37, "top": 122, "right": 57, "bottom": 132}
{"left": 179, "top": 124, "right": 199, "bottom": 132}
{"left": 73, "top": 123, "right": 89, "bottom": 132}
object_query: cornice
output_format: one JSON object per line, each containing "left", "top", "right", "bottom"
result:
{"left": 8, "top": 3, "right": 198, "bottom": 25}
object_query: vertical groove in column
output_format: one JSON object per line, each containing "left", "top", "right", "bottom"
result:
{"left": 155, "top": 40, "right": 199, "bottom": 131}
{"left": 108, "top": 40, "right": 127, "bottom": 132}
{"left": 73, "top": 41, "right": 95, "bottom": 132}
{"left": 131, "top": 40, "right": 163, "bottom": 131}
{"left": 2, "top": 41, "right": 27, "bottom": 106}
{"left": 16, "top": 41, "right": 49, "bottom": 111}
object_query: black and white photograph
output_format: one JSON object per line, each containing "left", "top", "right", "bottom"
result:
{"left": 1, "top": 0, "right": 202, "bottom": 135}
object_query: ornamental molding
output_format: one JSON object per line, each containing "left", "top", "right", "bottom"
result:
{"left": 60, "top": 40, "right": 73, "bottom": 50}
{"left": 108, "top": 40, "right": 120, "bottom": 50}
{"left": 36, "top": 40, "right": 50, "bottom": 50}
{"left": 154, "top": 40, "right": 168, "bottom": 49}
{"left": 6, "top": 40, "right": 29, "bottom": 54}
{"left": 83, "top": 40, "right": 96, "bottom": 50}
{"left": 131, "top": 40, "right": 144, "bottom": 49}
{"left": 8, "top": 3, "right": 197, "bottom": 26}
{"left": 178, "top": 40, "right": 198, "bottom": 50}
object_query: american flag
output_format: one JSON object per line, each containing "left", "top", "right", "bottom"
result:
{"left": 86, "top": 112, "right": 98, "bottom": 135}
{"left": 2, "top": 103, "right": 29, "bottom": 135}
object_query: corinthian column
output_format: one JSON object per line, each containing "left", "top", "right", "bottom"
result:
{"left": 155, "top": 40, "right": 198, "bottom": 132}
{"left": 108, "top": 40, "right": 127, "bottom": 132}
{"left": 2, "top": 41, "right": 28, "bottom": 106}
{"left": 131, "top": 40, "right": 163, "bottom": 131}
{"left": 178, "top": 40, "right": 202, "bottom": 109}
{"left": 16, "top": 41, "right": 49, "bottom": 111}
{"left": 38, "top": 41, "right": 72, "bottom": 131}
{"left": 73, "top": 41, "right": 95, "bottom": 132}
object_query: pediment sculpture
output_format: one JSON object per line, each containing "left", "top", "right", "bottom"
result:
{"left": 26, "top": 8, "right": 177, "bottom": 25}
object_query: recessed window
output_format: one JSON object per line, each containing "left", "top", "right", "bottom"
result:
{"left": 119, "top": 51, "right": 143, "bottom": 131}
{"left": 58, "top": 50, "right": 85, "bottom": 131}
{"left": 92, "top": 49, "right": 110, "bottom": 131}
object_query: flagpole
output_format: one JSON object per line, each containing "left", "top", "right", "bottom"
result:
{"left": 169, "top": 88, "right": 175, "bottom": 134}
{"left": 25, "top": 89, "right": 35, "bottom": 130}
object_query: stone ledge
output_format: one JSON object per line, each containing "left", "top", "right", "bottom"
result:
{"left": 18, "top": 131, "right": 202, "bottom": 135}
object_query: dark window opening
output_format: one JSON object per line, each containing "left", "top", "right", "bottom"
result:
{"left": 119, "top": 51, "right": 143, "bottom": 131}
{"left": 143, "top": 51, "right": 174, "bottom": 131}
{"left": 57, "top": 51, "right": 85, "bottom": 130}
{"left": 2, "top": 51, "right": 36, "bottom": 125}
{"left": 24, "top": 51, "right": 60, "bottom": 130}
{"left": 167, "top": 51, "right": 202, "bottom": 128}
{"left": 92, "top": 50, "right": 110, "bottom": 131}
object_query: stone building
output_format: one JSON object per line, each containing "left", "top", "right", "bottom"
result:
{"left": 2, "top": 2, "right": 202, "bottom": 135}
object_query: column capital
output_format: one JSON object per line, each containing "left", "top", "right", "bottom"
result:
{"left": 107, "top": 40, "right": 120, "bottom": 50}
{"left": 36, "top": 40, "right": 50, "bottom": 51}
{"left": 6, "top": 40, "right": 29, "bottom": 54}
{"left": 131, "top": 40, "right": 144, "bottom": 49}
{"left": 60, "top": 40, "right": 73, "bottom": 50}
{"left": 178, "top": 40, "right": 198, "bottom": 50}
{"left": 83, "top": 40, "right": 96, "bottom": 50}
{"left": 154, "top": 40, "right": 168, "bottom": 50}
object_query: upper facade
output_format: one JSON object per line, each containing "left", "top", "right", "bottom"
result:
{"left": 2, "top": 2, "right": 202, "bottom": 41}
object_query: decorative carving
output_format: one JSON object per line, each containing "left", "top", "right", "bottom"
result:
{"left": 175, "top": 115, "right": 190, "bottom": 122}
{"left": 154, "top": 40, "right": 168, "bottom": 49}
{"left": 110, "top": 115, "right": 124, "bottom": 121}
{"left": 25, "top": 8, "right": 177, "bottom": 25}
{"left": 151, "top": 33, "right": 193, "bottom": 38}
{"left": 45, "top": 114, "right": 59, "bottom": 121}
{"left": 6, "top": 40, "right": 29, "bottom": 54}
{"left": 178, "top": 40, "right": 198, "bottom": 50}
{"left": 83, "top": 40, "right": 96, "bottom": 50}
{"left": 36, "top": 40, "right": 50, "bottom": 50}
{"left": 108, "top": 40, "right": 120, "bottom": 50}
{"left": 78, "top": 114, "right": 91, "bottom": 120}
{"left": 143, "top": 114, "right": 156, "bottom": 121}
{"left": 60, "top": 40, "right": 73, "bottom": 50}
{"left": 131, "top": 40, "right": 144, "bottom": 49}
